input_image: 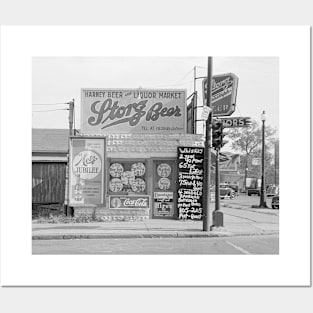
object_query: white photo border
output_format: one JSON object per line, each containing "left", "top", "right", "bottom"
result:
{"left": 0, "top": 25, "right": 311, "bottom": 286}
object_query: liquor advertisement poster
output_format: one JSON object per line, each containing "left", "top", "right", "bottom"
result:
{"left": 177, "top": 147, "right": 204, "bottom": 220}
{"left": 69, "top": 137, "right": 106, "bottom": 205}
{"left": 81, "top": 88, "right": 186, "bottom": 134}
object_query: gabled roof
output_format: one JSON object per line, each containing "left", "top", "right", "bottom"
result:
{"left": 32, "top": 128, "right": 69, "bottom": 152}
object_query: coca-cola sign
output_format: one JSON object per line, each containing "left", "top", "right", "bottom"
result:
{"left": 81, "top": 89, "right": 186, "bottom": 134}
{"left": 109, "top": 195, "right": 150, "bottom": 209}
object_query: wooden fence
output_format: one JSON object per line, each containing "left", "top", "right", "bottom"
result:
{"left": 32, "top": 162, "right": 66, "bottom": 204}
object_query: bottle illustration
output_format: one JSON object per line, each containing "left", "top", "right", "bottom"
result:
{"left": 74, "top": 174, "right": 83, "bottom": 202}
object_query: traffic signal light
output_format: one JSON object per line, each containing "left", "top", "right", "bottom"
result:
{"left": 212, "top": 119, "right": 224, "bottom": 149}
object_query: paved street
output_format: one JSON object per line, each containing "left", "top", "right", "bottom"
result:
{"left": 221, "top": 194, "right": 275, "bottom": 209}
{"left": 220, "top": 195, "right": 278, "bottom": 226}
{"left": 32, "top": 195, "right": 279, "bottom": 254}
{"left": 32, "top": 234, "right": 279, "bottom": 254}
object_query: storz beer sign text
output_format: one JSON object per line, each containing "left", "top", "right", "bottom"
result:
{"left": 81, "top": 89, "right": 186, "bottom": 134}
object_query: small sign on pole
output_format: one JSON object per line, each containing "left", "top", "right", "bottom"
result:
{"left": 201, "top": 106, "right": 212, "bottom": 121}
{"left": 252, "top": 158, "right": 261, "bottom": 166}
{"left": 220, "top": 117, "right": 251, "bottom": 128}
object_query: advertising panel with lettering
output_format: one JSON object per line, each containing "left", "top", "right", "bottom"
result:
{"left": 109, "top": 195, "right": 150, "bottom": 209}
{"left": 153, "top": 160, "right": 176, "bottom": 218}
{"left": 81, "top": 89, "right": 186, "bottom": 134}
{"left": 177, "top": 147, "right": 204, "bottom": 220}
{"left": 69, "top": 137, "right": 106, "bottom": 206}
{"left": 202, "top": 73, "right": 239, "bottom": 116}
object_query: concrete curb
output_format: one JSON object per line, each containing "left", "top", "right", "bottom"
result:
{"left": 221, "top": 203, "right": 278, "bottom": 215}
{"left": 32, "top": 230, "right": 279, "bottom": 240}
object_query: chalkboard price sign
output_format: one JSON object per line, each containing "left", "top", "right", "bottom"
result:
{"left": 177, "top": 147, "right": 204, "bottom": 220}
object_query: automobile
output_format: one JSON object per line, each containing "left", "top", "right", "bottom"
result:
{"left": 209, "top": 184, "right": 234, "bottom": 200}
{"left": 228, "top": 184, "right": 239, "bottom": 197}
{"left": 247, "top": 188, "right": 261, "bottom": 196}
{"left": 246, "top": 178, "right": 261, "bottom": 196}
{"left": 219, "top": 183, "right": 234, "bottom": 199}
{"left": 271, "top": 194, "right": 279, "bottom": 209}
{"left": 266, "top": 185, "right": 279, "bottom": 197}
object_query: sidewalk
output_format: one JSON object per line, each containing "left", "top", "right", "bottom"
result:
{"left": 32, "top": 204, "right": 279, "bottom": 240}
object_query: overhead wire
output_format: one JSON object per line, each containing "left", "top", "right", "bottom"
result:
{"left": 153, "top": 67, "right": 194, "bottom": 88}
{"left": 155, "top": 79, "right": 194, "bottom": 88}
{"left": 32, "top": 103, "right": 68, "bottom": 106}
{"left": 32, "top": 108, "right": 68, "bottom": 113}
{"left": 195, "top": 65, "right": 207, "bottom": 70}
{"left": 73, "top": 103, "right": 76, "bottom": 133}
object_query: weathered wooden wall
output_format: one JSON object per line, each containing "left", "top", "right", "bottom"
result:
{"left": 32, "top": 163, "right": 66, "bottom": 204}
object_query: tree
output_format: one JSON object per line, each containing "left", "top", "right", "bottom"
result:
{"left": 224, "top": 120, "right": 277, "bottom": 188}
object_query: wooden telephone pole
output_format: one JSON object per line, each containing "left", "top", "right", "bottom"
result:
{"left": 202, "top": 57, "right": 212, "bottom": 231}
{"left": 64, "top": 99, "right": 75, "bottom": 216}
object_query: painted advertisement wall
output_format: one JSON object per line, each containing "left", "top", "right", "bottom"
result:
{"left": 69, "top": 137, "right": 106, "bottom": 206}
{"left": 81, "top": 89, "right": 186, "bottom": 134}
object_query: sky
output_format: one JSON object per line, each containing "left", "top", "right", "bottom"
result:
{"left": 32, "top": 56, "right": 279, "bottom": 135}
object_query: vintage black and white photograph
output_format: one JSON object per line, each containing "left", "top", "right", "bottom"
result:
{"left": 31, "top": 56, "right": 280, "bottom": 255}
{"left": 1, "top": 25, "right": 310, "bottom": 289}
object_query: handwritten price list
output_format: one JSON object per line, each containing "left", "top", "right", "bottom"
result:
{"left": 177, "top": 147, "right": 204, "bottom": 220}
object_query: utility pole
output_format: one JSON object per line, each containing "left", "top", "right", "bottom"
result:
{"left": 69, "top": 99, "right": 74, "bottom": 136}
{"left": 192, "top": 66, "right": 197, "bottom": 134}
{"left": 274, "top": 140, "right": 279, "bottom": 185}
{"left": 64, "top": 99, "right": 75, "bottom": 216}
{"left": 215, "top": 148, "right": 220, "bottom": 212}
{"left": 211, "top": 119, "right": 224, "bottom": 228}
{"left": 194, "top": 66, "right": 197, "bottom": 93}
{"left": 259, "top": 110, "right": 267, "bottom": 208}
{"left": 202, "top": 57, "right": 212, "bottom": 231}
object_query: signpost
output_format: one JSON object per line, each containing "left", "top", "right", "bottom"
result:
{"left": 202, "top": 73, "right": 239, "bottom": 117}
{"left": 252, "top": 158, "right": 261, "bottom": 166}
{"left": 220, "top": 117, "right": 251, "bottom": 128}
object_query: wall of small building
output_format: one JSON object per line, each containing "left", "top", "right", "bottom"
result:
{"left": 72, "top": 133, "right": 204, "bottom": 220}
{"left": 32, "top": 162, "right": 66, "bottom": 204}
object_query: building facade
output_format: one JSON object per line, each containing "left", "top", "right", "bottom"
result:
{"left": 69, "top": 88, "right": 204, "bottom": 220}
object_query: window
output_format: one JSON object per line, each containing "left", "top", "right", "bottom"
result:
{"left": 108, "top": 160, "right": 147, "bottom": 195}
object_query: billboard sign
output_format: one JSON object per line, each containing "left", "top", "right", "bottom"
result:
{"left": 202, "top": 73, "right": 239, "bottom": 116}
{"left": 69, "top": 137, "right": 106, "bottom": 206}
{"left": 81, "top": 89, "right": 186, "bottom": 134}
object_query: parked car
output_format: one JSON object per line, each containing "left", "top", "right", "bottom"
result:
{"left": 266, "top": 185, "right": 279, "bottom": 197}
{"left": 246, "top": 178, "right": 261, "bottom": 196}
{"left": 271, "top": 194, "right": 279, "bottom": 209}
{"left": 210, "top": 184, "right": 234, "bottom": 199}
{"left": 228, "top": 184, "right": 239, "bottom": 197}
{"left": 247, "top": 188, "right": 261, "bottom": 196}
{"left": 219, "top": 184, "right": 234, "bottom": 199}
